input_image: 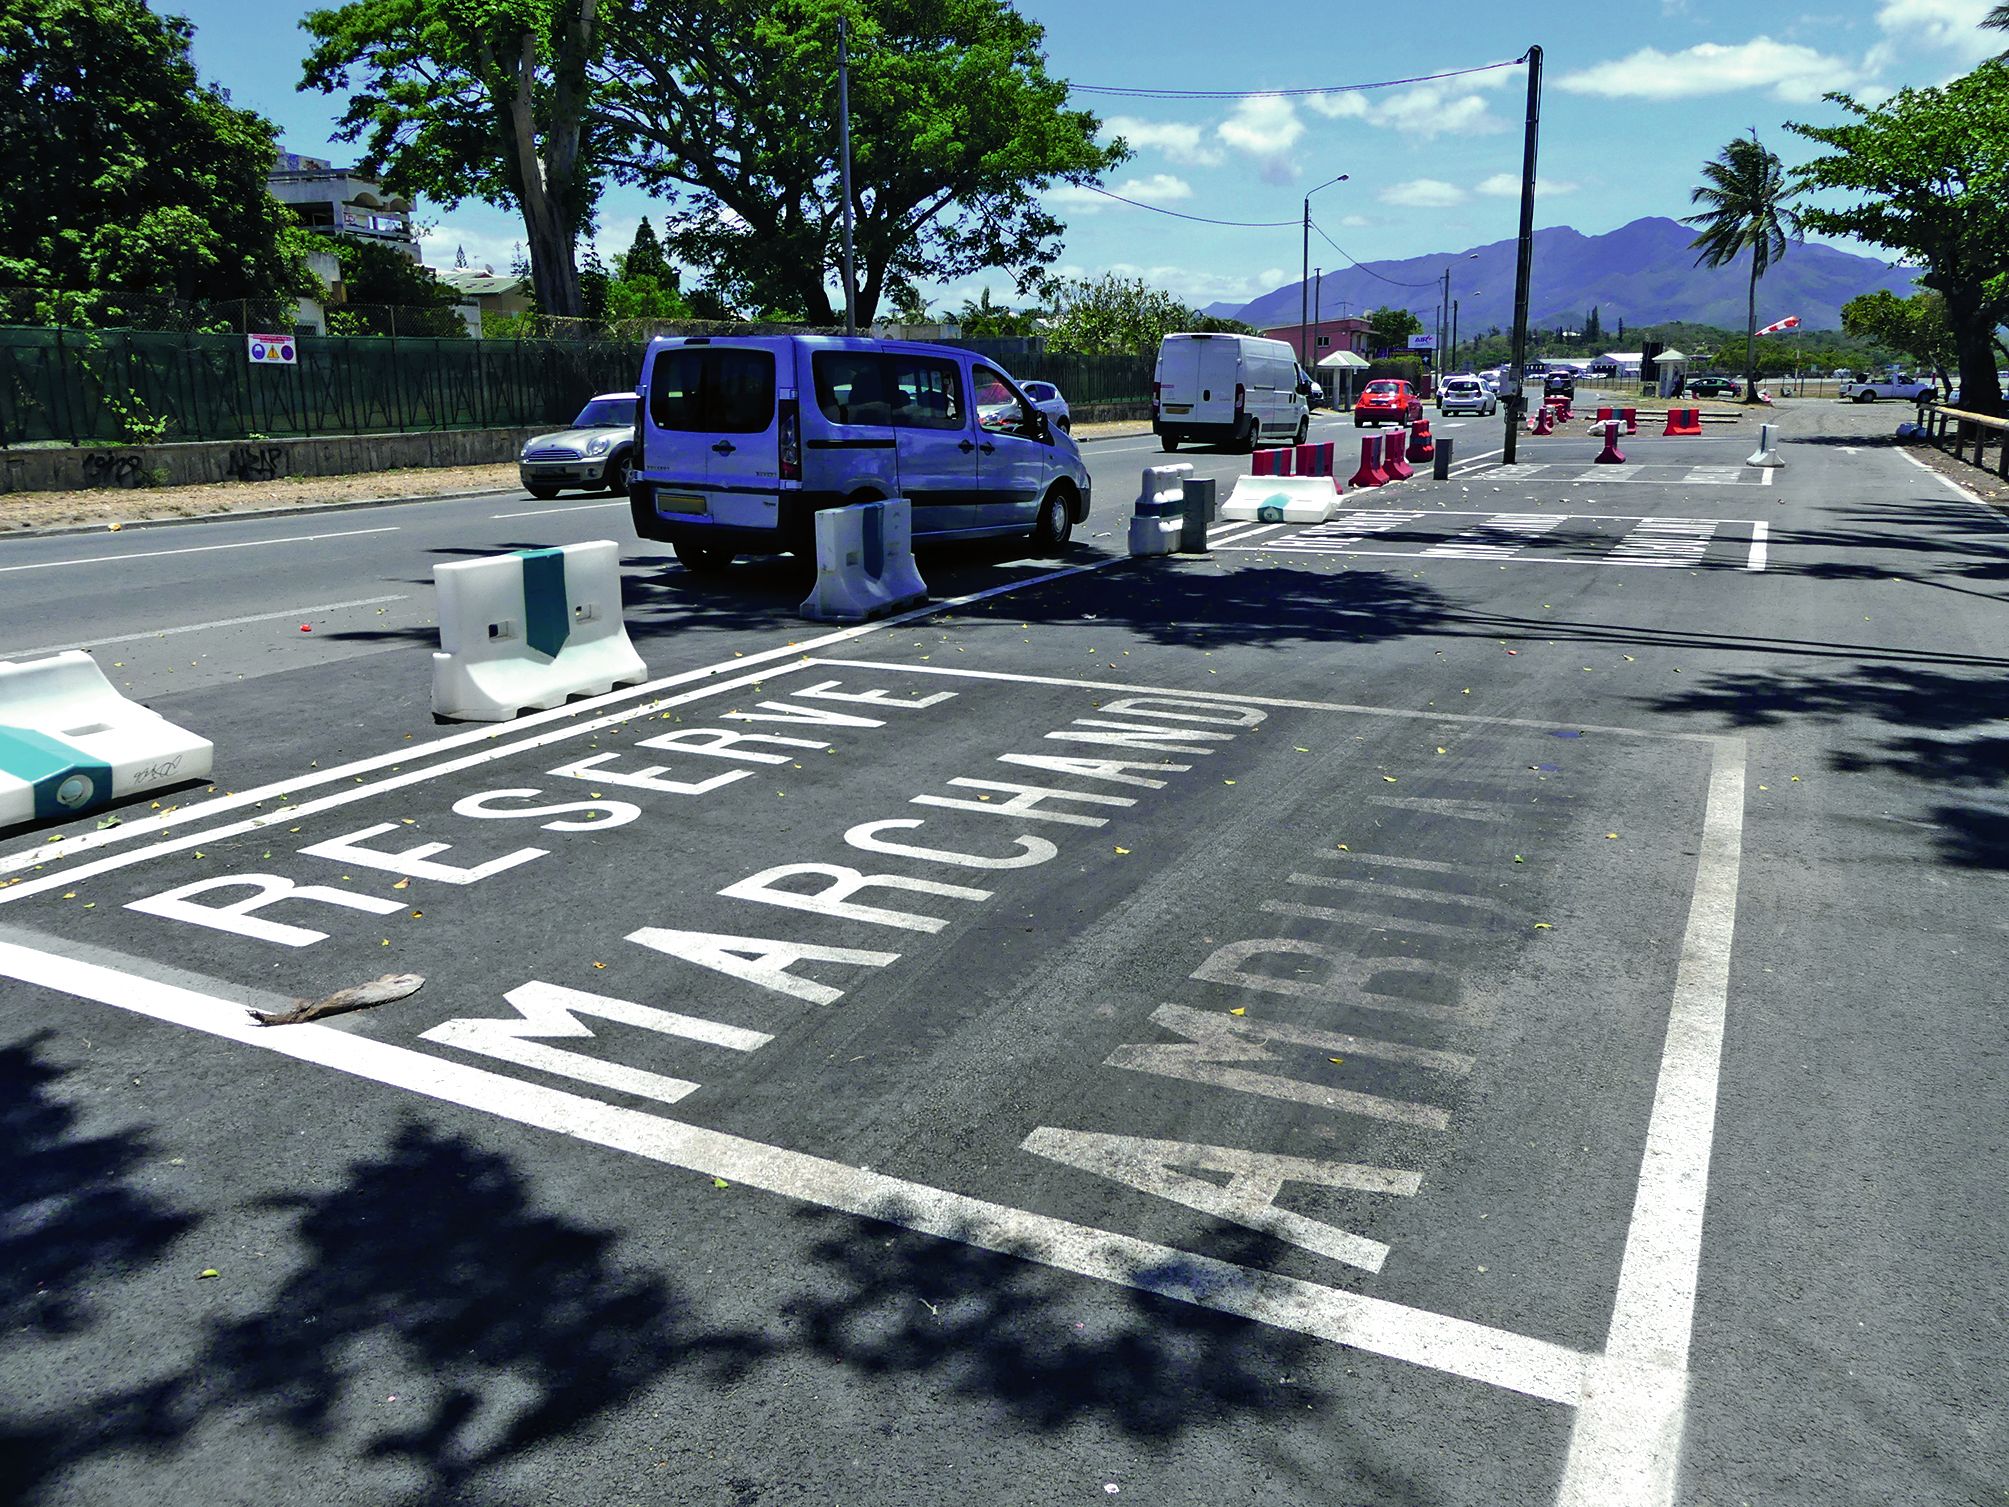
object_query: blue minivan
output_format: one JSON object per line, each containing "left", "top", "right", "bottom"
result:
{"left": 627, "top": 335, "right": 1093, "bottom": 573}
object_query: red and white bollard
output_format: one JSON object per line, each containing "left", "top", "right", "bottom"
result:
{"left": 1530, "top": 404, "right": 1555, "bottom": 436}
{"left": 1347, "top": 436, "right": 1387, "bottom": 490}
{"left": 1406, "top": 420, "right": 1434, "bottom": 464}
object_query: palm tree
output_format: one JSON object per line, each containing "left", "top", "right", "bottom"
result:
{"left": 1683, "top": 132, "right": 1800, "bottom": 402}
{"left": 1986, "top": 4, "right": 2009, "bottom": 59}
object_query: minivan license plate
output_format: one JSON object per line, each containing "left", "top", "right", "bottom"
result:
{"left": 659, "top": 493, "right": 708, "bottom": 516}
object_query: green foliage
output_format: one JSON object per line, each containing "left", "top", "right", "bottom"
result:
{"left": 1185, "top": 312, "right": 1259, "bottom": 335}
{"left": 301, "top": 0, "right": 608, "bottom": 317}
{"left": 1683, "top": 132, "right": 1799, "bottom": 396}
{"left": 1987, "top": 3, "right": 2009, "bottom": 60}
{"left": 884, "top": 281, "right": 931, "bottom": 323}
{"left": 956, "top": 288, "right": 1041, "bottom": 338}
{"left": 0, "top": 0, "right": 316, "bottom": 302}
{"left": 601, "top": 0, "right": 1124, "bottom": 324}
{"left": 1788, "top": 64, "right": 2009, "bottom": 414}
{"left": 331, "top": 238, "right": 465, "bottom": 335}
{"left": 1365, "top": 306, "right": 1423, "bottom": 354}
{"left": 602, "top": 273, "right": 691, "bottom": 321}
{"left": 1841, "top": 290, "right": 1956, "bottom": 384}
{"left": 102, "top": 390, "right": 170, "bottom": 445}
{"left": 1044, "top": 275, "right": 1191, "bottom": 355}
{"left": 620, "top": 219, "right": 671, "bottom": 284}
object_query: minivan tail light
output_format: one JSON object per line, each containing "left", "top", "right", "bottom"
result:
{"left": 1234, "top": 382, "right": 1246, "bottom": 414}
{"left": 778, "top": 396, "right": 801, "bottom": 482}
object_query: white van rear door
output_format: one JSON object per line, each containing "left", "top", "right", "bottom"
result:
{"left": 699, "top": 345, "right": 782, "bottom": 530}
{"left": 1158, "top": 336, "right": 1234, "bottom": 424}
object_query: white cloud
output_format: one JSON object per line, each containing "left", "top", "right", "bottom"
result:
{"left": 1098, "top": 115, "right": 1224, "bottom": 166}
{"left": 1100, "top": 261, "right": 1291, "bottom": 305}
{"left": 1338, "top": 214, "right": 1371, "bottom": 227}
{"left": 1866, "top": 0, "right": 1999, "bottom": 71}
{"left": 1046, "top": 173, "right": 1195, "bottom": 213}
{"left": 1216, "top": 97, "right": 1305, "bottom": 183}
{"left": 1556, "top": 37, "right": 1865, "bottom": 102}
{"left": 1475, "top": 173, "right": 1579, "bottom": 197}
{"left": 1305, "top": 80, "right": 1507, "bottom": 137}
{"left": 1379, "top": 178, "right": 1467, "bottom": 209}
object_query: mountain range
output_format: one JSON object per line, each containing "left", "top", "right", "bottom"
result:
{"left": 1202, "top": 216, "right": 1918, "bottom": 337}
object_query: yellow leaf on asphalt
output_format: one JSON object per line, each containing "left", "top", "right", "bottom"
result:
{"left": 1328, "top": 1057, "right": 1345, "bottom": 1065}
{"left": 1605, "top": 832, "right": 1619, "bottom": 839}
{"left": 1534, "top": 922, "right": 1553, "bottom": 929}
{"left": 1435, "top": 747, "right": 1447, "bottom": 755}
{"left": 1335, "top": 844, "right": 1349, "bottom": 851}
{"left": 197, "top": 1268, "right": 219, "bottom": 1279}
{"left": 392, "top": 878, "right": 410, "bottom": 890}
{"left": 1382, "top": 776, "right": 1397, "bottom": 783}
{"left": 1790, "top": 775, "right": 1801, "bottom": 781}
{"left": 1228, "top": 1007, "right": 1246, "bottom": 1017}
{"left": 712, "top": 1177, "right": 729, "bottom": 1189}
{"left": 1114, "top": 846, "right": 1130, "bottom": 854}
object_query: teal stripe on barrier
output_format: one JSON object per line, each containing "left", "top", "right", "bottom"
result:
{"left": 516, "top": 548, "right": 572, "bottom": 658}
{"left": 862, "top": 504, "right": 885, "bottom": 578}
{"left": 0, "top": 725, "right": 115, "bottom": 822}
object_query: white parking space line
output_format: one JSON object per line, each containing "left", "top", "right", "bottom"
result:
{"left": 491, "top": 500, "right": 630, "bottom": 519}
{"left": 1555, "top": 738, "right": 1747, "bottom": 1506}
{"left": 1895, "top": 446, "right": 2009, "bottom": 531}
{"left": 1745, "top": 521, "right": 1768, "bottom": 572}
{"left": 0, "top": 525, "right": 401, "bottom": 574}
{"left": 0, "top": 934, "right": 1592, "bottom": 1407}
{"left": 0, "top": 595, "right": 410, "bottom": 659}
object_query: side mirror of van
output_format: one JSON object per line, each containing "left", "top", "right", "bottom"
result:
{"left": 1296, "top": 380, "right": 1311, "bottom": 397}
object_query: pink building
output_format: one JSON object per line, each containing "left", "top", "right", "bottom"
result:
{"left": 1261, "top": 316, "right": 1372, "bottom": 367}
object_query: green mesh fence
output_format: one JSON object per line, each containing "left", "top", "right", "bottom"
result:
{"left": 0, "top": 326, "right": 645, "bottom": 447}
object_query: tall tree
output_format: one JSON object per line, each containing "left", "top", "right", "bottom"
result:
{"left": 1986, "top": 3, "right": 2009, "bottom": 60}
{"left": 301, "top": 0, "right": 611, "bottom": 317}
{"left": 453, "top": 242, "right": 470, "bottom": 268}
{"left": 599, "top": 0, "right": 1121, "bottom": 324}
{"left": 0, "top": 0, "right": 316, "bottom": 305}
{"left": 1789, "top": 65, "right": 2009, "bottom": 417}
{"left": 1841, "top": 289, "right": 1957, "bottom": 393}
{"left": 1043, "top": 274, "right": 1188, "bottom": 355}
{"left": 620, "top": 217, "right": 670, "bottom": 283}
{"left": 1683, "top": 132, "right": 1799, "bottom": 403}
{"left": 1366, "top": 305, "right": 1423, "bottom": 354}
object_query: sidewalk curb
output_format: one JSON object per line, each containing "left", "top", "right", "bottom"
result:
{"left": 2, "top": 485, "right": 529, "bottom": 540}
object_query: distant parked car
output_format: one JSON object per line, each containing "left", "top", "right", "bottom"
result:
{"left": 1687, "top": 375, "right": 1742, "bottom": 399}
{"left": 1016, "top": 379, "right": 1072, "bottom": 432}
{"left": 1355, "top": 378, "right": 1423, "bottom": 427}
{"left": 1839, "top": 374, "right": 1934, "bottom": 403}
{"left": 518, "top": 391, "right": 637, "bottom": 499}
{"left": 1437, "top": 375, "right": 1497, "bottom": 416}
{"left": 1544, "top": 370, "right": 1577, "bottom": 400}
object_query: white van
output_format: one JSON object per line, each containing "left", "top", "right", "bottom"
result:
{"left": 1153, "top": 332, "right": 1310, "bottom": 453}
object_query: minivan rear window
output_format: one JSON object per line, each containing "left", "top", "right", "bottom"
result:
{"left": 648, "top": 346, "right": 775, "bottom": 433}
{"left": 886, "top": 355, "right": 965, "bottom": 430}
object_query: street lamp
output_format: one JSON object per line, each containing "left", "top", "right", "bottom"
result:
{"left": 1437, "top": 254, "right": 1477, "bottom": 382}
{"left": 1301, "top": 174, "right": 1349, "bottom": 370}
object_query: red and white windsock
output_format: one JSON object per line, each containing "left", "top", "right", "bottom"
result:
{"left": 1756, "top": 315, "right": 1802, "bottom": 336}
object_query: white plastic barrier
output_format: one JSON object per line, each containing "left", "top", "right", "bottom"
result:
{"left": 0, "top": 650, "right": 212, "bottom": 827}
{"left": 799, "top": 497, "right": 929, "bottom": 623}
{"left": 1219, "top": 475, "right": 1344, "bottom": 525}
{"left": 1747, "top": 423, "right": 1783, "bottom": 468}
{"left": 432, "top": 540, "right": 648, "bottom": 721}
{"left": 1128, "top": 463, "right": 1192, "bottom": 557}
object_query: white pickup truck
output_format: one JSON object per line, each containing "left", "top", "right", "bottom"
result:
{"left": 1839, "top": 374, "right": 1939, "bottom": 403}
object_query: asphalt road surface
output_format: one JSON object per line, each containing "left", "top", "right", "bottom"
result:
{"left": 2, "top": 404, "right": 2004, "bottom": 1507}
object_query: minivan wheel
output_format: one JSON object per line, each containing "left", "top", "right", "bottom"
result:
{"left": 674, "top": 541, "right": 735, "bottom": 574}
{"left": 1033, "top": 488, "right": 1074, "bottom": 549}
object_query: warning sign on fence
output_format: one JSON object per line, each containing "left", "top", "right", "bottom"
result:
{"left": 246, "top": 333, "right": 297, "bottom": 365}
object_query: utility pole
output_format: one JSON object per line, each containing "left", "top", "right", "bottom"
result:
{"left": 1503, "top": 44, "right": 1543, "bottom": 464}
{"left": 837, "top": 17, "right": 857, "bottom": 336}
{"left": 1300, "top": 174, "right": 1348, "bottom": 369}
{"left": 1451, "top": 298, "right": 1460, "bottom": 374}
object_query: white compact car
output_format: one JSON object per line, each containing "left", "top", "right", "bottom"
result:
{"left": 518, "top": 391, "right": 637, "bottom": 498}
{"left": 1017, "top": 380, "right": 1072, "bottom": 432}
{"left": 1437, "top": 375, "right": 1498, "bottom": 416}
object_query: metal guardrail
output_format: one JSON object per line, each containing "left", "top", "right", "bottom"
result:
{"left": 1924, "top": 404, "right": 2009, "bottom": 480}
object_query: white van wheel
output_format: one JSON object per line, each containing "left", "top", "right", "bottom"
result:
{"left": 1295, "top": 417, "right": 1309, "bottom": 446}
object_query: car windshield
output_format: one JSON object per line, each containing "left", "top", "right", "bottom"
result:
{"left": 572, "top": 398, "right": 633, "bottom": 428}
{"left": 1365, "top": 382, "right": 1400, "bottom": 395}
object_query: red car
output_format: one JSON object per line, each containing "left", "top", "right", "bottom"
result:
{"left": 1354, "top": 379, "right": 1424, "bottom": 427}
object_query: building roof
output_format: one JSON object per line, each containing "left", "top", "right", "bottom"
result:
{"left": 438, "top": 269, "right": 528, "bottom": 297}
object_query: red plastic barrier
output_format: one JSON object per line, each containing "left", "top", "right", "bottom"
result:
{"left": 1406, "top": 420, "right": 1434, "bottom": 463}
{"left": 1293, "top": 440, "right": 1336, "bottom": 479}
{"left": 1252, "top": 446, "right": 1293, "bottom": 477}
{"left": 1380, "top": 429, "right": 1413, "bottom": 482}
{"left": 1595, "top": 406, "right": 1615, "bottom": 422}
{"left": 1347, "top": 436, "right": 1387, "bottom": 490}
{"left": 1530, "top": 404, "right": 1555, "bottom": 436}
{"left": 1663, "top": 407, "right": 1703, "bottom": 436}
{"left": 1594, "top": 420, "right": 1627, "bottom": 465}
{"left": 1620, "top": 407, "right": 1638, "bottom": 435}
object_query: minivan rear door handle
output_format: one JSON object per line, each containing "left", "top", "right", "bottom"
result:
{"left": 958, "top": 439, "right": 976, "bottom": 453}
{"left": 711, "top": 440, "right": 736, "bottom": 455}
{"left": 978, "top": 441, "right": 996, "bottom": 454}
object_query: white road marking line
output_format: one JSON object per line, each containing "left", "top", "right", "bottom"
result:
{"left": 1216, "top": 548, "right": 1738, "bottom": 571}
{"left": 1422, "top": 513, "right": 1569, "bottom": 559}
{"left": 1209, "top": 522, "right": 1285, "bottom": 547}
{"left": 1605, "top": 518, "right": 1720, "bottom": 570}
{"left": 0, "top": 595, "right": 410, "bottom": 659}
{"left": 1761, "top": 467, "right": 1775, "bottom": 487}
{"left": 805, "top": 660, "right": 1725, "bottom": 741}
{"left": 1554, "top": 737, "right": 1746, "bottom": 1507}
{"left": 1894, "top": 446, "right": 2009, "bottom": 531}
{"left": 0, "top": 525, "right": 400, "bottom": 574}
{"left": 0, "top": 552, "right": 1131, "bottom": 880}
{"left": 0, "top": 935, "right": 1591, "bottom": 1408}
{"left": 1745, "top": 521, "right": 1768, "bottom": 572}
{"left": 490, "top": 500, "right": 630, "bottom": 519}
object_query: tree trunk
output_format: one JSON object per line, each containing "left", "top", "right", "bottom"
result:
{"left": 1946, "top": 286, "right": 2005, "bottom": 417}
{"left": 1743, "top": 252, "right": 1759, "bottom": 402}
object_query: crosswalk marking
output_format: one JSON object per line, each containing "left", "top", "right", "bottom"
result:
{"left": 1422, "top": 513, "right": 1569, "bottom": 559}
{"left": 1605, "top": 517, "right": 1721, "bottom": 568}
{"left": 1258, "top": 510, "right": 1423, "bottom": 554}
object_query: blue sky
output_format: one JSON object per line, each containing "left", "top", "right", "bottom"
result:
{"left": 172, "top": 0, "right": 2001, "bottom": 311}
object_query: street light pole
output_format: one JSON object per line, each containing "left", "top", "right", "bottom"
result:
{"left": 1300, "top": 173, "right": 1348, "bottom": 369}
{"left": 837, "top": 17, "right": 857, "bottom": 336}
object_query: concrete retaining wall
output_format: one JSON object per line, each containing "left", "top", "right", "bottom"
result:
{"left": 0, "top": 426, "right": 546, "bottom": 495}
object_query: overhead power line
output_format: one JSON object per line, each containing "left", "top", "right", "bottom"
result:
{"left": 1071, "top": 57, "right": 1526, "bottom": 100}
{"left": 1308, "top": 219, "right": 1440, "bottom": 288}
{"left": 1076, "top": 183, "right": 1298, "bottom": 226}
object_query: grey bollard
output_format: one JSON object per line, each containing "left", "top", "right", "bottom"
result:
{"left": 1432, "top": 436, "right": 1455, "bottom": 480}
{"left": 1179, "top": 475, "right": 1216, "bottom": 553}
